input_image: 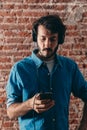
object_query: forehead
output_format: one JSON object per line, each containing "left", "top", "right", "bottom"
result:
{"left": 37, "top": 25, "right": 58, "bottom": 36}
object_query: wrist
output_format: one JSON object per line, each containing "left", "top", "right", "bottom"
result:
{"left": 25, "top": 98, "right": 34, "bottom": 111}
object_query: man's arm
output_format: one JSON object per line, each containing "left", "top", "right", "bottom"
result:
{"left": 78, "top": 103, "right": 87, "bottom": 130}
{"left": 7, "top": 96, "right": 35, "bottom": 119}
{"left": 7, "top": 94, "right": 55, "bottom": 119}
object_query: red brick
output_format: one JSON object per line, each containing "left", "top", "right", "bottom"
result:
{"left": 83, "top": 12, "right": 87, "bottom": 17}
{"left": 25, "top": 0, "right": 49, "bottom": 3}
{"left": 0, "top": 64, "right": 12, "bottom": 70}
{"left": 3, "top": 122, "right": 13, "bottom": 127}
{"left": 0, "top": 57, "right": 11, "bottom": 63}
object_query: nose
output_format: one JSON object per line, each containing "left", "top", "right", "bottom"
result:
{"left": 44, "top": 39, "right": 50, "bottom": 48}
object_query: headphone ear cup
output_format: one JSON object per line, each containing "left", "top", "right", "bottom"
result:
{"left": 58, "top": 36, "right": 64, "bottom": 44}
{"left": 58, "top": 30, "right": 66, "bottom": 44}
{"left": 32, "top": 28, "right": 37, "bottom": 42}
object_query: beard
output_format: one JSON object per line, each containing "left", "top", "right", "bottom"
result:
{"left": 38, "top": 44, "right": 58, "bottom": 60}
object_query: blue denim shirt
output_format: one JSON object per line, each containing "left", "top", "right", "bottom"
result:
{"left": 6, "top": 49, "right": 87, "bottom": 130}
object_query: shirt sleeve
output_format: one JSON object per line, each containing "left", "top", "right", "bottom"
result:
{"left": 72, "top": 62, "right": 87, "bottom": 102}
{"left": 6, "top": 64, "right": 22, "bottom": 108}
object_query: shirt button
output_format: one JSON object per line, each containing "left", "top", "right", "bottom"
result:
{"left": 52, "top": 118, "right": 56, "bottom": 122}
{"left": 50, "top": 87, "right": 53, "bottom": 90}
{"left": 48, "top": 73, "right": 50, "bottom": 76}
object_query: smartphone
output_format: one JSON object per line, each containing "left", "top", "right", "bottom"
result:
{"left": 37, "top": 92, "right": 53, "bottom": 100}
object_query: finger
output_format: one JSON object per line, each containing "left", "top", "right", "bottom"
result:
{"left": 35, "top": 99, "right": 51, "bottom": 105}
{"left": 36, "top": 100, "right": 55, "bottom": 109}
{"left": 36, "top": 103, "right": 55, "bottom": 113}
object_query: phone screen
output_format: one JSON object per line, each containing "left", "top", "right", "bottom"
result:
{"left": 37, "top": 92, "right": 53, "bottom": 100}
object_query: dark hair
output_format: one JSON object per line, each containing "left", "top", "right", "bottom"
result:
{"left": 32, "top": 14, "right": 66, "bottom": 44}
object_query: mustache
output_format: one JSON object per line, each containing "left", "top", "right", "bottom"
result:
{"left": 42, "top": 48, "right": 52, "bottom": 51}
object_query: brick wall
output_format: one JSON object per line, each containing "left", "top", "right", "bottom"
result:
{"left": 0, "top": 0, "right": 87, "bottom": 129}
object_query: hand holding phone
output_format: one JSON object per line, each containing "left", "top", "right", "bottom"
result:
{"left": 33, "top": 92, "right": 54, "bottom": 113}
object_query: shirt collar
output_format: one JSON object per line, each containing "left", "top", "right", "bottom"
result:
{"left": 55, "top": 54, "right": 63, "bottom": 67}
{"left": 31, "top": 49, "right": 63, "bottom": 68}
{"left": 31, "top": 49, "right": 43, "bottom": 68}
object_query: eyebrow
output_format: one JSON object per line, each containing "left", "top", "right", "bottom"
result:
{"left": 40, "top": 35, "right": 57, "bottom": 38}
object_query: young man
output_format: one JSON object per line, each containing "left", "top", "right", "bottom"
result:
{"left": 6, "top": 15, "right": 87, "bottom": 130}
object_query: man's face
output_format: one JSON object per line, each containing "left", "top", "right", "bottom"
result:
{"left": 37, "top": 25, "right": 58, "bottom": 60}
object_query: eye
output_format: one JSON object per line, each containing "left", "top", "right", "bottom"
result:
{"left": 40, "top": 37, "right": 46, "bottom": 42}
{"left": 50, "top": 37, "right": 57, "bottom": 43}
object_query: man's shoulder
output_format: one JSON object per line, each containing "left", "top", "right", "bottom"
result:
{"left": 12, "top": 56, "right": 35, "bottom": 71}
{"left": 58, "top": 55, "right": 77, "bottom": 67}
